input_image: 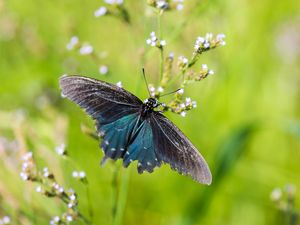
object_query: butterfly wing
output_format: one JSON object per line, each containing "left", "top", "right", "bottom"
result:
{"left": 59, "top": 75, "right": 143, "bottom": 162}
{"left": 150, "top": 112, "right": 212, "bottom": 185}
{"left": 123, "top": 118, "right": 162, "bottom": 173}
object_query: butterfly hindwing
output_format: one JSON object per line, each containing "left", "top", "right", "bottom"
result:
{"left": 99, "top": 113, "right": 140, "bottom": 162}
{"left": 123, "top": 119, "right": 162, "bottom": 173}
{"left": 150, "top": 112, "right": 212, "bottom": 184}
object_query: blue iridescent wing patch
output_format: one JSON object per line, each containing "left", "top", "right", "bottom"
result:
{"left": 59, "top": 75, "right": 211, "bottom": 184}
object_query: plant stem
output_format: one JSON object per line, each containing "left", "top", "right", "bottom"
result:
{"left": 157, "top": 11, "right": 164, "bottom": 81}
{"left": 113, "top": 169, "right": 130, "bottom": 225}
{"left": 111, "top": 165, "right": 119, "bottom": 225}
{"left": 85, "top": 182, "right": 94, "bottom": 223}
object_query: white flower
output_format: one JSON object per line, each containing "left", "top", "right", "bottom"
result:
{"left": 180, "top": 103, "right": 185, "bottom": 109}
{"left": 79, "top": 171, "right": 86, "bottom": 178}
{"left": 70, "top": 194, "right": 76, "bottom": 201}
{"left": 176, "top": 4, "right": 184, "bottom": 11}
{"left": 72, "top": 171, "right": 79, "bottom": 178}
{"left": 157, "top": 86, "right": 164, "bottom": 93}
{"left": 105, "top": 0, "right": 123, "bottom": 4}
{"left": 1, "top": 216, "right": 10, "bottom": 224}
{"left": 178, "top": 56, "right": 188, "bottom": 65}
{"left": 160, "top": 40, "right": 166, "bottom": 46}
{"left": 192, "top": 101, "right": 197, "bottom": 108}
{"left": 36, "top": 186, "right": 42, "bottom": 193}
{"left": 156, "top": 0, "right": 168, "bottom": 9}
{"left": 177, "top": 89, "right": 184, "bottom": 95}
{"left": 185, "top": 97, "right": 191, "bottom": 104}
{"left": 79, "top": 44, "right": 93, "bottom": 55}
{"left": 55, "top": 143, "right": 66, "bottom": 155}
{"left": 94, "top": 6, "right": 107, "bottom": 17}
{"left": 20, "top": 172, "right": 28, "bottom": 181}
{"left": 201, "top": 64, "right": 208, "bottom": 70}
{"left": 66, "top": 215, "right": 73, "bottom": 222}
{"left": 43, "top": 167, "right": 50, "bottom": 177}
{"left": 180, "top": 111, "right": 186, "bottom": 117}
{"left": 203, "top": 42, "right": 210, "bottom": 49}
{"left": 208, "top": 70, "right": 214, "bottom": 75}
{"left": 99, "top": 65, "right": 108, "bottom": 74}
{"left": 22, "top": 152, "right": 32, "bottom": 161}
{"left": 66, "top": 36, "right": 79, "bottom": 50}
{"left": 270, "top": 188, "right": 282, "bottom": 201}
{"left": 116, "top": 81, "right": 122, "bottom": 88}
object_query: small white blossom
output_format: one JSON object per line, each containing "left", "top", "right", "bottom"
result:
{"left": 66, "top": 36, "right": 79, "bottom": 50}
{"left": 180, "top": 111, "right": 186, "bottom": 117}
{"left": 22, "top": 152, "right": 32, "bottom": 161}
{"left": 160, "top": 40, "right": 166, "bottom": 46}
{"left": 203, "top": 42, "right": 210, "bottom": 49}
{"left": 180, "top": 103, "right": 185, "bottom": 109}
{"left": 70, "top": 194, "right": 76, "bottom": 201}
{"left": 192, "top": 101, "right": 197, "bottom": 108}
{"left": 178, "top": 56, "right": 188, "bottom": 66}
{"left": 36, "top": 186, "right": 42, "bottom": 193}
{"left": 94, "top": 6, "right": 107, "bottom": 17}
{"left": 72, "top": 171, "right": 79, "bottom": 178}
{"left": 177, "top": 89, "right": 184, "bottom": 95}
{"left": 68, "top": 203, "right": 74, "bottom": 208}
{"left": 20, "top": 172, "right": 28, "bottom": 181}
{"left": 1, "top": 216, "right": 10, "bottom": 224}
{"left": 216, "top": 33, "right": 226, "bottom": 45}
{"left": 55, "top": 143, "right": 66, "bottom": 155}
{"left": 270, "top": 188, "right": 282, "bottom": 201}
{"left": 66, "top": 215, "right": 73, "bottom": 222}
{"left": 105, "top": 0, "right": 123, "bottom": 5}
{"left": 185, "top": 97, "right": 191, "bottom": 105}
{"left": 156, "top": 0, "right": 168, "bottom": 9}
{"left": 79, "top": 44, "right": 93, "bottom": 55}
{"left": 208, "top": 70, "right": 214, "bottom": 75}
{"left": 146, "top": 32, "right": 158, "bottom": 47}
{"left": 176, "top": 4, "right": 184, "bottom": 10}
{"left": 79, "top": 171, "right": 86, "bottom": 178}
{"left": 43, "top": 167, "right": 50, "bottom": 178}
{"left": 116, "top": 81, "right": 122, "bottom": 88}
{"left": 201, "top": 64, "right": 208, "bottom": 70}
{"left": 99, "top": 65, "right": 109, "bottom": 74}
{"left": 157, "top": 86, "right": 164, "bottom": 93}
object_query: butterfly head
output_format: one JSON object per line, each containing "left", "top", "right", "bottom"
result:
{"left": 143, "top": 98, "right": 159, "bottom": 111}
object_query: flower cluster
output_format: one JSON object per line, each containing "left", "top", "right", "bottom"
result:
{"left": 72, "top": 171, "right": 86, "bottom": 181}
{"left": 94, "top": 0, "right": 130, "bottom": 23}
{"left": 270, "top": 184, "right": 298, "bottom": 221}
{"left": 146, "top": 32, "right": 166, "bottom": 48}
{"left": 0, "top": 216, "right": 10, "bottom": 225}
{"left": 194, "top": 33, "right": 226, "bottom": 54}
{"left": 145, "top": 31, "right": 225, "bottom": 117}
{"left": 19, "top": 152, "right": 85, "bottom": 225}
{"left": 147, "top": 0, "right": 184, "bottom": 11}
{"left": 20, "top": 152, "right": 36, "bottom": 181}
{"left": 55, "top": 143, "right": 67, "bottom": 156}
{"left": 66, "top": 36, "right": 109, "bottom": 75}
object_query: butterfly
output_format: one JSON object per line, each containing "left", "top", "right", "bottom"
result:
{"left": 59, "top": 75, "right": 212, "bottom": 184}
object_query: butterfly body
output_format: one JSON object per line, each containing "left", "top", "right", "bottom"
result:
{"left": 59, "top": 75, "right": 212, "bottom": 184}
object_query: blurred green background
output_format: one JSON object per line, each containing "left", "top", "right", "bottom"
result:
{"left": 1, "top": 0, "right": 300, "bottom": 224}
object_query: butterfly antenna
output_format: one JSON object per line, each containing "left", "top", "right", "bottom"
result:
{"left": 142, "top": 68, "right": 151, "bottom": 97}
{"left": 160, "top": 88, "right": 181, "bottom": 98}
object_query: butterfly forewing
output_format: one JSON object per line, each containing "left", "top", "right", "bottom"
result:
{"left": 150, "top": 112, "right": 212, "bottom": 184}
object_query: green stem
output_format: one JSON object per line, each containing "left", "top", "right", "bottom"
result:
{"left": 85, "top": 182, "right": 94, "bottom": 223}
{"left": 113, "top": 169, "right": 130, "bottom": 225}
{"left": 157, "top": 12, "right": 164, "bottom": 81}
{"left": 111, "top": 165, "right": 119, "bottom": 225}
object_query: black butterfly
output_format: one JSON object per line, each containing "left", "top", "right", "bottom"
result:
{"left": 59, "top": 75, "right": 212, "bottom": 184}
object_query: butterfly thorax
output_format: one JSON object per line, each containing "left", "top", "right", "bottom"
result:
{"left": 142, "top": 98, "right": 159, "bottom": 117}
